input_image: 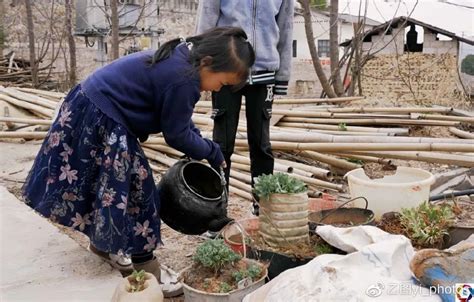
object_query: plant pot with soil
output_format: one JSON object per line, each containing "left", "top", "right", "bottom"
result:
{"left": 182, "top": 239, "right": 267, "bottom": 302}
{"left": 111, "top": 270, "right": 164, "bottom": 302}
{"left": 377, "top": 201, "right": 455, "bottom": 249}
{"left": 229, "top": 173, "right": 340, "bottom": 279}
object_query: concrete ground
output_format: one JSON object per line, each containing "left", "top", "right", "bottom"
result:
{"left": 0, "top": 141, "right": 123, "bottom": 302}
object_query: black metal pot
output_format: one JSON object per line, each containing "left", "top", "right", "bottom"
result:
{"left": 158, "top": 159, "right": 232, "bottom": 235}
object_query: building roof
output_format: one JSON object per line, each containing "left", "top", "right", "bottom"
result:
{"left": 340, "top": 16, "right": 474, "bottom": 46}
{"left": 308, "top": 10, "right": 381, "bottom": 26}
{"left": 338, "top": 13, "right": 381, "bottom": 26}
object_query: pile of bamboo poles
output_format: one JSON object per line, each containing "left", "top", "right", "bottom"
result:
{"left": 1, "top": 87, "right": 474, "bottom": 201}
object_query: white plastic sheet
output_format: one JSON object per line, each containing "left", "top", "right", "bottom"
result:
{"left": 244, "top": 226, "right": 441, "bottom": 302}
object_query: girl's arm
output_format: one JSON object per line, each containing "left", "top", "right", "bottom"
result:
{"left": 160, "top": 82, "right": 224, "bottom": 168}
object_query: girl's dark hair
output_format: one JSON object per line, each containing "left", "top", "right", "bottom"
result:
{"left": 150, "top": 27, "right": 255, "bottom": 88}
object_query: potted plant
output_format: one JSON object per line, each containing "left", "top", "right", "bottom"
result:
{"left": 111, "top": 270, "right": 163, "bottom": 302}
{"left": 182, "top": 239, "right": 267, "bottom": 301}
{"left": 381, "top": 202, "right": 455, "bottom": 249}
{"left": 253, "top": 172, "right": 309, "bottom": 247}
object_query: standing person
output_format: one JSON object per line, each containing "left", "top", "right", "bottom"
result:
{"left": 22, "top": 27, "right": 254, "bottom": 297}
{"left": 196, "top": 0, "right": 294, "bottom": 214}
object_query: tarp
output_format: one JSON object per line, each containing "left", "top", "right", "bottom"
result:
{"left": 244, "top": 225, "right": 441, "bottom": 302}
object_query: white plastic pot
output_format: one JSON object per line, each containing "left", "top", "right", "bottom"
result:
{"left": 345, "top": 167, "right": 435, "bottom": 219}
{"left": 182, "top": 259, "right": 267, "bottom": 302}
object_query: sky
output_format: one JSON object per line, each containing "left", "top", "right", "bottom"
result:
{"left": 338, "top": 0, "right": 474, "bottom": 38}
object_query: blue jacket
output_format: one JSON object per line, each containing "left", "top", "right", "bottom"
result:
{"left": 81, "top": 44, "right": 224, "bottom": 167}
{"left": 196, "top": 0, "right": 294, "bottom": 95}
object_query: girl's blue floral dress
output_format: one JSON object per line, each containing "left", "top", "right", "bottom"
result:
{"left": 23, "top": 85, "right": 161, "bottom": 255}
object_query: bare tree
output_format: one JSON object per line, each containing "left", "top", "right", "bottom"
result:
{"left": 65, "top": 0, "right": 77, "bottom": 86}
{"left": 0, "top": 0, "right": 4, "bottom": 56}
{"left": 329, "top": 0, "right": 344, "bottom": 96}
{"left": 298, "top": 0, "right": 337, "bottom": 98}
{"left": 110, "top": 0, "right": 120, "bottom": 60}
{"left": 24, "top": 0, "right": 38, "bottom": 87}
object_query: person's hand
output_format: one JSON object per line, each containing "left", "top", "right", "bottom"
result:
{"left": 220, "top": 161, "right": 227, "bottom": 169}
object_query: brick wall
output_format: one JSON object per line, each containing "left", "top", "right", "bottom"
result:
{"left": 360, "top": 53, "right": 466, "bottom": 104}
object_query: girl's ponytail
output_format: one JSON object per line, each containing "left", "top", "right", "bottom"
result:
{"left": 150, "top": 38, "right": 181, "bottom": 65}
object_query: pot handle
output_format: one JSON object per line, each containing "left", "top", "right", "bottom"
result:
{"left": 319, "top": 196, "right": 369, "bottom": 223}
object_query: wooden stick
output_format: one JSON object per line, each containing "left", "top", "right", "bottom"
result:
{"left": 230, "top": 169, "right": 251, "bottom": 184}
{"left": 229, "top": 177, "right": 252, "bottom": 193}
{"left": 280, "top": 116, "right": 459, "bottom": 127}
{"left": 231, "top": 153, "right": 313, "bottom": 178}
{"left": 449, "top": 127, "right": 474, "bottom": 139}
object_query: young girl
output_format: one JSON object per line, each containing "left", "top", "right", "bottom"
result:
{"left": 196, "top": 1, "right": 294, "bottom": 215}
{"left": 22, "top": 27, "right": 255, "bottom": 296}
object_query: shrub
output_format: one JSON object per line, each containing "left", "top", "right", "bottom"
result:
{"left": 400, "top": 202, "right": 454, "bottom": 247}
{"left": 193, "top": 239, "right": 241, "bottom": 273}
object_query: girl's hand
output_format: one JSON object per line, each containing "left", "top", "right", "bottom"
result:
{"left": 220, "top": 161, "right": 227, "bottom": 169}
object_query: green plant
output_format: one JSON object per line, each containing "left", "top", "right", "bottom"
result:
{"left": 253, "top": 172, "right": 307, "bottom": 199}
{"left": 232, "top": 264, "right": 262, "bottom": 283}
{"left": 338, "top": 122, "right": 348, "bottom": 131}
{"left": 346, "top": 158, "right": 364, "bottom": 165}
{"left": 129, "top": 270, "right": 147, "bottom": 292}
{"left": 400, "top": 202, "right": 454, "bottom": 247}
{"left": 314, "top": 243, "right": 334, "bottom": 255}
{"left": 219, "top": 282, "right": 233, "bottom": 293}
{"left": 193, "top": 239, "right": 241, "bottom": 273}
{"left": 461, "top": 54, "right": 474, "bottom": 76}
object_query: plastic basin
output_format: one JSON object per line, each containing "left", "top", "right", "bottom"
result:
{"left": 345, "top": 167, "right": 435, "bottom": 219}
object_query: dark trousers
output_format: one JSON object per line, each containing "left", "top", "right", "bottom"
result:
{"left": 212, "top": 84, "right": 275, "bottom": 190}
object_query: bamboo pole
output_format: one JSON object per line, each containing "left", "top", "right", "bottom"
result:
{"left": 277, "top": 122, "right": 409, "bottom": 135}
{"left": 0, "top": 131, "right": 48, "bottom": 139}
{"left": 141, "top": 143, "right": 183, "bottom": 157}
{"left": 332, "top": 153, "right": 393, "bottom": 165}
{"left": 231, "top": 140, "right": 474, "bottom": 152}
{"left": 231, "top": 153, "right": 314, "bottom": 178}
{"left": 230, "top": 169, "right": 252, "bottom": 184}
{"left": 229, "top": 186, "right": 253, "bottom": 200}
{"left": 0, "top": 117, "right": 52, "bottom": 125}
{"left": 143, "top": 148, "right": 177, "bottom": 167}
{"left": 273, "top": 126, "right": 392, "bottom": 136}
{"left": 299, "top": 107, "right": 454, "bottom": 114}
{"left": 280, "top": 116, "right": 459, "bottom": 127}
{"left": 16, "top": 87, "right": 65, "bottom": 100}
{"left": 412, "top": 113, "right": 474, "bottom": 123}
{"left": 1, "top": 87, "right": 57, "bottom": 109}
{"left": 300, "top": 150, "right": 361, "bottom": 170}
{"left": 275, "top": 157, "right": 333, "bottom": 180}
{"left": 449, "top": 127, "right": 474, "bottom": 139}
{"left": 273, "top": 96, "right": 365, "bottom": 104}
{"left": 232, "top": 130, "right": 474, "bottom": 145}
{"left": 229, "top": 177, "right": 252, "bottom": 193}
{"left": 339, "top": 151, "right": 474, "bottom": 167}
{"left": 0, "top": 94, "right": 53, "bottom": 118}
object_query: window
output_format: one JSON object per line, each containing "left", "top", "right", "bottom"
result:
{"left": 317, "top": 40, "right": 330, "bottom": 58}
{"left": 292, "top": 40, "right": 297, "bottom": 58}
